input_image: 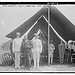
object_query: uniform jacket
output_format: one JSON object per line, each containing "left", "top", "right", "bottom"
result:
{"left": 12, "top": 38, "right": 22, "bottom": 52}
{"left": 32, "top": 38, "right": 42, "bottom": 53}
{"left": 22, "top": 39, "right": 33, "bottom": 58}
{"left": 58, "top": 43, "right": 65, "bottom": 53}
{"left": 49, "top": 43, "right": 55, "bottom": 53}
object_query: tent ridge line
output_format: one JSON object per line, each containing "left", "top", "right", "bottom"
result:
{"left": 42, "top": 15, "right": 67, "bottom": 44}
{"left": 21, "top": 15, "right": 44, "bottom": 39}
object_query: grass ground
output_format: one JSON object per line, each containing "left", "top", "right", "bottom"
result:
{"left": 0, "top": 64, "right": 75, "bottom": 72}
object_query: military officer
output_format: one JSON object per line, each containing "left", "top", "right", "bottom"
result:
{"left": 49, "top": 40, "right": 55, "bottom": 64}
{"left": 12, "top": 32, "right": 22, "bottom": 69}
{"left": 68, "top": 40, "right": 73, "bottom": 63}
{"left": 68, "top": 40, "right": 73, "bottom": 51}
{"left": 32, "top": 33, "right": 42, "bottom": 68}
{"left": 58, "top": 40, "right": 65, "bottom": 64}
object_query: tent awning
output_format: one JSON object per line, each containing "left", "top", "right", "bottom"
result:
{"left": 6, "top": 6, "right": 75, "bottom": 42}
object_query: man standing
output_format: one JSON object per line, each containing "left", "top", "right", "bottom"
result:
{"left": 32, "top": 34, "right": 42, "bottom": 68}
{"left": 22, "top": 35, "right": 33, "bottom": 70}
{"left": 58, "top": 40, "right": 65, "bottom": 64}
{"left": 68, "top": 40, "right": 73, "bottom": 63}
{"left": 49, "top": 40, "right": 55, "bottom": 64}
{"left": 12, "top": 32, "right": 22, "bottom": 69}
{"left": 68, "top": 40, "right": 73, "bottom": 51}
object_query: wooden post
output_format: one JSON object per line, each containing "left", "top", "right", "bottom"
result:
{"left": 48, "top": 3, "right": 50, "bottom": 65}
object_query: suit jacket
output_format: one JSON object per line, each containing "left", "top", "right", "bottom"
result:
{"left": 32, "top": 38, "right": 42, "bottom": 53}
{"left": 58, "top": 43, "right": 65, "bottom": 53}
{"left": 22, "top": 40, "right": 33, "bottom": 58}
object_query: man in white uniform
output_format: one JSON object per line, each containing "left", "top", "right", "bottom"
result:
{"left": 49, "top": 40, "right": 55, "bottom": 64}
{"left": 68, "top": 40, "right": 73, "bottom": 51}
{"left": 68, "top": 40, "right": 73, "bottom": 63}
{"left": 58, "top": 40, "right": 65, "bottom": 64}
{"left": 32, "top": 34, "right": 42, "bottom": 68}
{"left": 12, "top": 32, "right": 22, "bottom": 69}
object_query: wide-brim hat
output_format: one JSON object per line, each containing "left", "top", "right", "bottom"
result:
{"left": 34, "top": 33, "right": 38, "bottom": 36}
{"left": 68, "top": 40, "right": 73, "bottom": 44}
{"left": 34, "top": 33, "right": 39, "bottom": 38}
{"left": 16, "top": 32, "right": 21, "bottom": 35}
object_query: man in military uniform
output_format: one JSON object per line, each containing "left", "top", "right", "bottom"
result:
{"left": 49, "top": 40, "right": 55, "bottom": 64}
{"left": 32, "top": 34, "right": 42, "bottom": 68}
{"left": 68, "top": 40, "right": 73, "bottom": 51}
{"left": 22, "top": 35, "right": 33, "bottom": 70}
{"left": 58, "top": 40, "right": 65, "bottom": 64}
{"left": 68, "top": 40, "right": 73, "bottom": 63}
{"left": 12, "top": 32, "right": 22, "bottom": 69}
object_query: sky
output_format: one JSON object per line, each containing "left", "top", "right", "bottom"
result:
{"left": 55, "top": 5, "right": 75, "bottom": 26}
{"left": 0, "top": 5, "right": 42, "bottom": 39}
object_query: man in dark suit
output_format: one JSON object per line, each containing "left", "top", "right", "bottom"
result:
{"left": 22, "top": 35, "right": 33, "bottom": 70}
{"left": 58, "top": 40, "right": 65, "bottom": 64}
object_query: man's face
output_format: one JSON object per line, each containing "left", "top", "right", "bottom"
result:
{"left": 35, "top": 35, "right": 39, "bottom": 39}
{"left": 35, "top": 35, "right": 37, "bottom": 39}
{"left": 61, "top": 42, "right": 63, "bottom": 45}
{"left": 16, "top": 35, "right": 20, "bottom": 38}
{"left": 50, "top": 41, "right": 52, "bottom": 44}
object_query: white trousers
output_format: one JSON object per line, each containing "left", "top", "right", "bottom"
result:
{"left": 33, "top": 51, "right": 40, "bottom": 68}
{"left": 14, "top": 51, "right": 20, "bottom": 68}
{"left": 49, "top": 53, "right": 53, "bottom": 64}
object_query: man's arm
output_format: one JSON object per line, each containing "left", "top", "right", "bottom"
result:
{"left": 12, "top": 40, "right": 15, "bottom": 53}
{"left": 39, "top": 40, "right": 42, "bottom": 53}
{"left": 52, "top": 44, "right": 55, "bottom": 53}
{"left": 31, "top": 39, "right": 34, "bottom": 53}
{"left": 53, "top": 44, "right": 55, "bottom": 50}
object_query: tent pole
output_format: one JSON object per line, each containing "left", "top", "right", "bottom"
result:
{"left": 48, "top": 3, "right": 50, "bottom": 65}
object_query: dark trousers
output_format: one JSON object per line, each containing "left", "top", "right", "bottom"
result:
{"left": 24, "top": 51, "right": 31, "bottom": 69}
{"left": 65, "top": 49, "right": 70, "bottom": 63}
{"left": 59, "top": 50, "right": 65, "bottom": 64}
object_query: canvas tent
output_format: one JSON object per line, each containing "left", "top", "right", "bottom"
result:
{"left": 0, "top": 37, "right": 11, "bottom": 53}
{"left": 5, "top": 6, "right": 75, "bottom": 63}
